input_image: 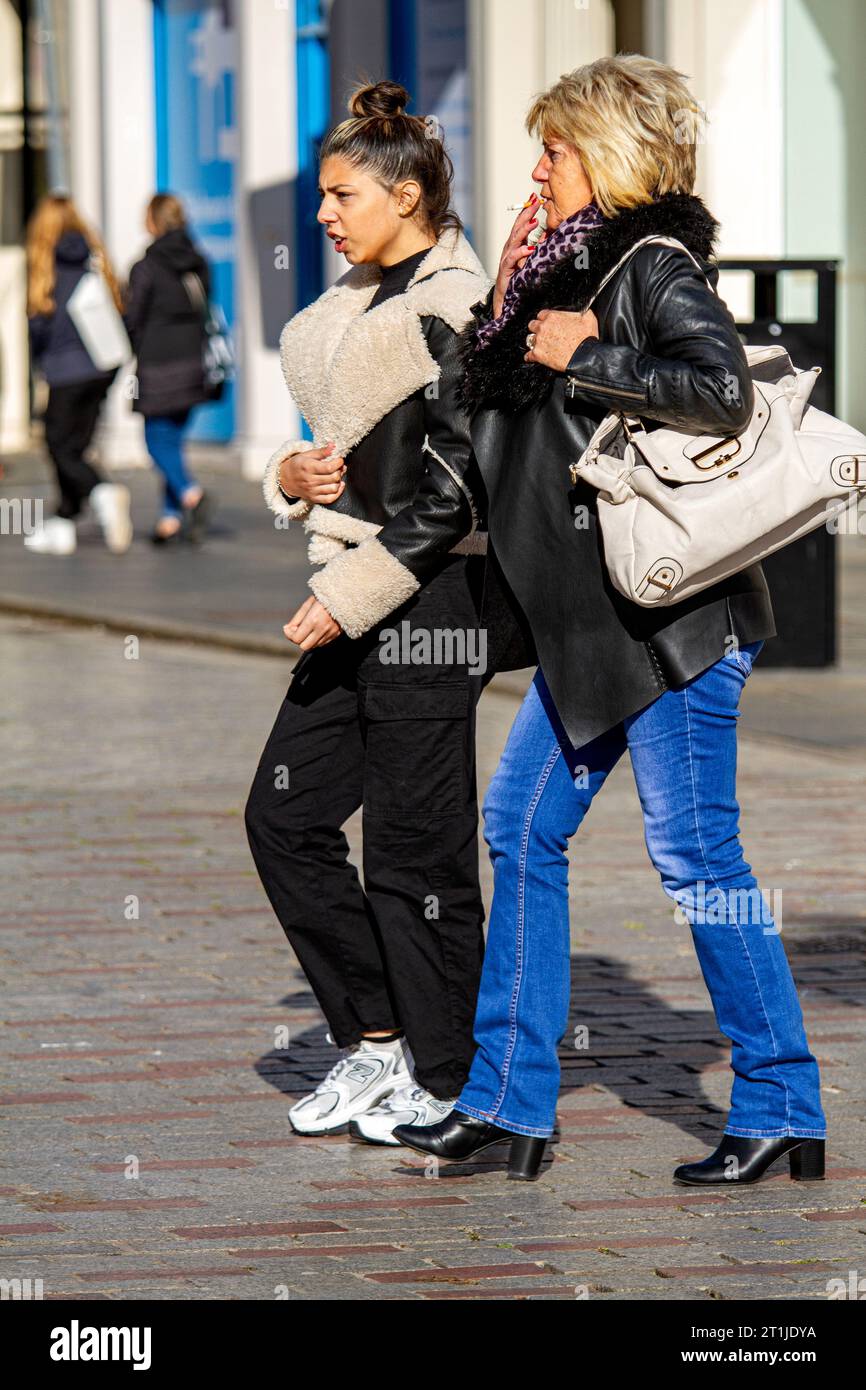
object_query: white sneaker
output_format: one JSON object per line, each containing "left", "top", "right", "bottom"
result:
{"left": 89, "top": 483, "right": 132, "bottom": 553}
{"left": 23, "top": 516, "right": 77, "bottom": 555}
{"left": 288, "top": 1036, "right": 413, "bottom": 1135}
{"left": 349, "top": 1084, "right": 457, "bottom": 1146}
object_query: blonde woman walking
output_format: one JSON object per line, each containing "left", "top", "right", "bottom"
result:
{"left": 25, "top": 194, "right": 132, "bottom": 555}
{"left": 396, "top": 56, "right": 826, "bottom": 1185}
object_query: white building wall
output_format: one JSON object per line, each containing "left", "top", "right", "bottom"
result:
{"left": 235, "top": 0, "right": 299, "bottom": 479}
{"left": 0, "top": 243, "right": 28, "bottom": 455}
{"left": 0, "top": 0, "right": 29, "bottom": 452}
{"left": 468, "top": 0, "right": 615, "bottom": 278}
{"left": 783, "top": 0, "right": 866, "bottom": 430}
{"left": 99, "top": 0, "right": 158, "bottom": 465}
{"left": 666, "top": 0, "right": 785, "bottom": 261}
{"left": 66, "top": 0, "right": 156, "bottom": 466}
{"left": 67, "top": 0, "right": 102, "bottom": 220}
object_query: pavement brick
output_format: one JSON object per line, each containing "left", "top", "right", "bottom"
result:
{"left": 1, "top": 479, "right": 864, "bottom": 1300}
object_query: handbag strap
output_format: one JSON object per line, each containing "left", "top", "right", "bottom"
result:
{"left": 181, "top": 270, "right": 208, "bottom": 316}
{"left": 585, "top": 233, "right": 719, "bottom": 309}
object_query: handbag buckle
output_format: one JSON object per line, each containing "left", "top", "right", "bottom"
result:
{"left": 691, "top": 435, "right": 742, "bottom": 469}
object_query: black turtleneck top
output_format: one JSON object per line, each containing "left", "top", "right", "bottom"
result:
{"left": 278, "top": 244, "right": 435, "bottom": 505}
{"left": 366, "top": 245, "right": 432, "bottom": 311}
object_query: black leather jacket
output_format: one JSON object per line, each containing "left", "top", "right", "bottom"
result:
{"left": 264, "top": 232, "right": 491, "bottom": 639}
{"left": 456, "top": 192, "right": 776, "bottom": 749}
{"left": 317, "top": 311, "right": 483, "bottom": 581}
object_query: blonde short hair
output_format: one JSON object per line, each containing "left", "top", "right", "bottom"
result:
{"left": 526, "top": 54, "right": 706, "bottom": 217}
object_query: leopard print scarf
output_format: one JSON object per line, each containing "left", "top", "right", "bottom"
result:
{"left": 473, "top": 197, "right": 606, "bottom": 348}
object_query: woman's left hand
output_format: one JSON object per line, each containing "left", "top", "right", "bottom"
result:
{"left": 284, "top": 596, "right": 342, "bottom": 649}
{"left": 524, "top": 308, "right": 599, "bottom": 370}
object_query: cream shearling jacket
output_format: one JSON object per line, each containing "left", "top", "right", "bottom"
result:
{"left": 262, "top": 227, "right": 493, "bottom": 638}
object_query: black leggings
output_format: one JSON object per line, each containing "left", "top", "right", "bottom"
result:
{"left": 244, "top": 559, "right": 487, "bottom": 1099}
{"left": 43, "top": 372, "right": 116, "bottom": 518}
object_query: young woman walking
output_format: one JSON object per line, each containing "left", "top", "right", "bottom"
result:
{"left": 245, "top": 81, "right": 493, "bottom": 1144}
{"left": 25, "top": 194, "right": 132, "bottom": 556}
{"left": 395, "top": 55, "right": 827, "bottom": 1184}
{"left": 123, "top": 194, "right": 214, "bottom": 544}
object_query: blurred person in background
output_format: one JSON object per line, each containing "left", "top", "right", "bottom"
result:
{"left": 25, "top": 193, "right": 132, "bottom": 556}
{"left": 123, "top": 193, "right": 214, "bottom": 545}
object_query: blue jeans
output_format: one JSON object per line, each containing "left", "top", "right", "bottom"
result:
{"left": 458, "top": 641, "right": 826, "bottom": 1141}
{"left": 144, "top": 410, "right": 195, "bottom": 520}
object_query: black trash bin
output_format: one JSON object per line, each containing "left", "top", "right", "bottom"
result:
{"left": 716, "top": 258, "right": 840, "bottom": 667}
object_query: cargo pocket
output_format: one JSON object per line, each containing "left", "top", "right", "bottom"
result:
{"left": 361, "top": 681, "right": 471, "bottom": 822}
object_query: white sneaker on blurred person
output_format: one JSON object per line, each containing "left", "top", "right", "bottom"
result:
{"left": 288, "top": 1035, "right": 413, "bottom": 1135}
{"left": 23, "top": 516, "right": 77, "bottom": 555}
{"left": 89, "top": 483, "right": 132, "bottom": 553}
{"left": 349, "top": 1084, "right": 457, "bottom": 1146}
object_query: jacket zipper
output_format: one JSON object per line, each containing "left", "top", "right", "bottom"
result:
{"left": 566, "top": 375, "right": 645, "bottom": 401}
{"left": 644, "top": 639, "right": 668, "bottom": 692}
{"left": 421, "top": 435, "right": 479, "bottom": 534}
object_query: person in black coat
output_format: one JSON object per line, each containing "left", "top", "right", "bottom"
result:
{"left": 394, "top": 55, "right": 826, "bottom": 1186}
{"left": 25, "top": 193, "right": 132, "bottom": 555}
{"left": 123, "top": 194, "right": 214, "bottom": 543}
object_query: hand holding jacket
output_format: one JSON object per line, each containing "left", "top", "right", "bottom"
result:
{"left": 278, "top": 443, "right": 346, "bottom": 507}
{"left": 523, "top": 306, "right": 599, "bottom": 372}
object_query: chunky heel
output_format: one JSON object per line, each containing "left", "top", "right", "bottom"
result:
{"left": 789, "top": 1138, "right": 825, "bottom": 1181}
{"left": 507, "top": 1134, "right": 547, "bottom": 1181}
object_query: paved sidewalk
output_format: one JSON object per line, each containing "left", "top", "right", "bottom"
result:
{"left": 1, "top": 603, "right": 864, "bottom": 1301}
{"left": 2, "top": 445, "right": 865, "bottom": 1300}
{"left": 0, "top": 451, "right": 308, "bottom": 656}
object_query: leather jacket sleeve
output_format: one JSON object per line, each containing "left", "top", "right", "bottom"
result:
{"left": 309, "top": 315, "right": 481, "bottom": 638}
{"left": 470, "top": 283, "right": 497, "bottom": 327}
{"left": 562, "top": 246, "right": 754, "bottom": 435}
{"left": 371, "top": 315, "right": 479, "bottom": 582}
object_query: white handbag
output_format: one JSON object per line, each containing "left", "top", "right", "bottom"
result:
{"left": 567, "top": 234, "right": 866, "bottom": 607}
{"left": 66, "top": 256, "right": 131, "bottom": 372}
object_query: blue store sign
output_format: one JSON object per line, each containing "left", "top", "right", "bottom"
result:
{"left": 153, "top": 0, "right": 237, "bottom": 441}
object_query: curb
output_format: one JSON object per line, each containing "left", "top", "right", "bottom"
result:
{"left": 0, "top": 595, "right": 290, "bottom": 658}
{"left": 0, "top": 594, "right": 533, "bottom": 697}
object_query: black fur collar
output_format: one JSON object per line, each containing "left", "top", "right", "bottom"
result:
{"left": 455, "top": 191, "right": 719, "bottom": 414}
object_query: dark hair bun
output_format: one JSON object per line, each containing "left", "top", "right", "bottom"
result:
{"left": 349, "top": 80, "right": 410, "bottom": 120}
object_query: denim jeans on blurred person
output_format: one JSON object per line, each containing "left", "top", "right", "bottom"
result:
{"left": 457, "top": 640, "right": 827, "bottom": 1140}
{"left": 144, "top": 409, "right": 195, "bottom": 520}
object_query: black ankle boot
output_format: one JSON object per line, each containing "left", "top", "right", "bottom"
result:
{"left": 393, "top": 1111, "right": 548, "bottom": 1181}
{"left": 673, "top": 1133, "right": 825, "bottom": 1185}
